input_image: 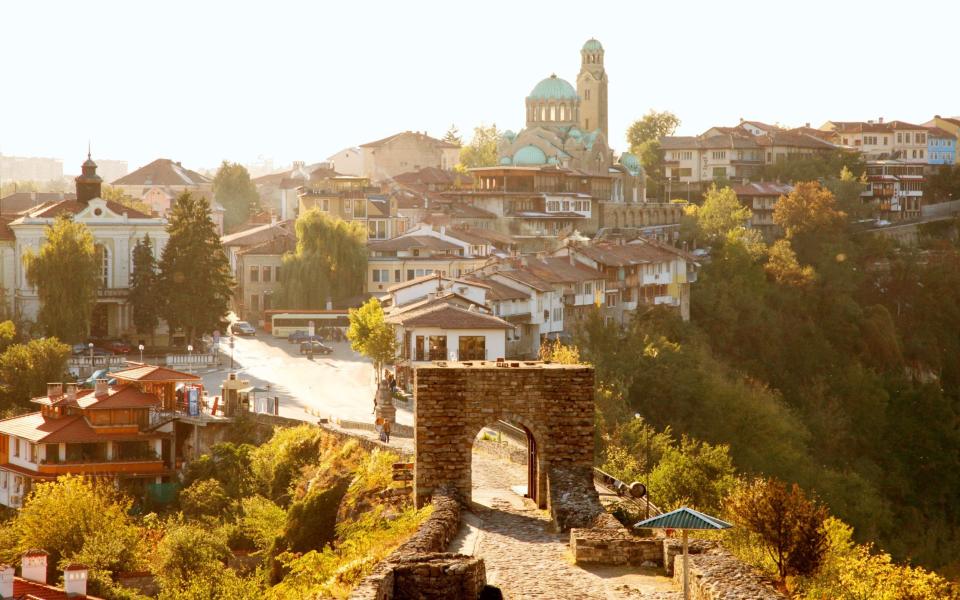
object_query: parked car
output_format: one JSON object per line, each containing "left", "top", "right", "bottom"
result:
{"left": 299, "top": 340, "right": 333, "bottom": 355}
{"left": 287, "top": 330, "right": 310, "bottom": 343}
{"left": 73, "top": 344, "right": 112, "bottom": 356}
{"left": 99, "top": 339, "right": 132, "bottom": 354}
{"left": 231, "top": 321, "right": 256, "bottom": 336}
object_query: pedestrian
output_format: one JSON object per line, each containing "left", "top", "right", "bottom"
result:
{"left": 383, "top": 419, "right": 392, "bottom": 443}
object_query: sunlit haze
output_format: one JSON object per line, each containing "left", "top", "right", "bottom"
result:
{"left": 2, "top": 0, "right": 957, "bottom": 173}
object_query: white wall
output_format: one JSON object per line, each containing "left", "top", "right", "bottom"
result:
{"left": 404, "top": 326, "right": 506, "bottom": 362}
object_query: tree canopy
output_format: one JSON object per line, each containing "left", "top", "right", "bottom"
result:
{"left": 274, "top": 209, "right": 367, "bottom": 309}
{"left": 0, "top": 337, "right": 70, "bottom": 409}
{"left": 213, "top": 161, "right": 260, "bottom": 232}
{"left": 442, "top": 124, "right": 462, "bottom": 145}
{"left": 157, "top": 192, "right": 234, "bottom": 343}
{"left": 23, "top": 215, "right": 100, "bottom": 342}
{"left": 626, "top": 110, "right": 681, "bottom": 152}
{"left": 458, "top": 124, "right": 500, "bottom": 170}
{"left": 347, "top": 297, "right": 396, "bottom": 381}
{"left": 774, "top": 181, "right": 847, "bottom": 239}
{"left": 129, "top": 234, "right": 160, "bottom": 341}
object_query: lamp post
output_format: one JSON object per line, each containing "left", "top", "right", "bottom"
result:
{"left": 187, "top": 344, "right": 193, "bottom": 373}
{"left": 88, "top": 342, "right": 94, "bottom": 369}
{"left": 138, "top": 344, "right": 144, "bottom": 364}
{"left": 229, "top": 336, "right": 235, "bottom": 370}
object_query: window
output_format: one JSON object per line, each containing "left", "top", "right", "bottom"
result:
{"left": 95, "top": 244, "right": 111, "bottom": 287}
{"left": 354, "top": 200, "right": 367, "bottom": 219}
{"left": 919, "top": 150, "right": 924, "bottom": 159}
{"left": 249, "top": 266, "right": 259, "bottom": 282}
{"left": 584, "top": 89, "right": 591, "bottom": 100}
{"left": 712, "top": 167, "right": 726, "bottom": 177}
{"left": 367, "top": 220, "right": 388, "bottom": 239}
{"left": 415, "top": 335, "right": 425, "bottom": 361}
{"left": 372, "top": 269, "right": 390, "bottom": 283}
{"left": 552, "top": 307, "right": 563, "bottom": 322}
{"left": 883, "top": 136, "right": 888, "bottom": 145}
{"left": 458, "top": 336, "right": 486, "bottom": 360}
{"left": 711, "top": 151, "right": 726, "bottom": 160}
{"left": 29, "top": 444, "right": 38, "bottom": 463}
{"left": 275, "top": 266, "right": 281, "bottom": 282}
{"left": 263, "top": 266, "right": 272, "bottom": 283}
{"left": 13, "top": 438, "right": 19, "bottom": 458}
{"left": 250, "top": 294, "right": 259, "bottom": 313}
{"left": 583, "top": 282, "right": 593, "bottom": 295}
{"left": 428, "top": 336, "right": 447, "bottom": 361}
{"left": 263, "top": 293, "right": 272, "bottom": 311}
{"left": 678, "top": 168, "right": 692, "bottom": 177}
{"left": 407, "top": 269, "right": 415, "bottom": 281}
{"left": 394, "top": 269, "right": 401, "bottom": 282}
{"left": 897, "top": 133, "right": 902, "bottom": 143}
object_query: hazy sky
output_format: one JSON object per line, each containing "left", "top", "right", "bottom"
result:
{"left": 2, "top": 0, "right": 958, "bottom": 175}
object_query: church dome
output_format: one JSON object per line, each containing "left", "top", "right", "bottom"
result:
{"left": 528, "top": 74, "right": 577, "bottom": 101}
{"left": 568, "top": 127, "right": 583, "bottom": 139}
{"left": 499, "top": 156, "right": 513, "bottom": 165}
{"left": 502, "top": 130, "right": 517, "bottom": 143}
{"left": 582, "top": 38, "right": 603, "bottom": 51}
{"left": 619, "top": 152, "right": 642, "bottom": 176}
{"left": 513, "top": 145, "right": 547, "bottom": 166}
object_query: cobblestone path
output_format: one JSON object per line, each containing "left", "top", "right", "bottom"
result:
{"left": 466, "top": 452, "right": 681, "bottom": 600}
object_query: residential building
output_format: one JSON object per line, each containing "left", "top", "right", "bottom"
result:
{"left": 251, "top": 161, "right": 310, "bottom": 221}
{"left": 326, "top": 147, "right": 364, "bottom": 176}
{"left": 235, "top": 234, "right": 295, "bottom": 325}
{"left": 820, "top": 120, "right": 894, "bottom": 157}
{"left": 366, "top": 225, "right": 494, "bottom": 294}
{"left": 110, "top": 158, "right": 213, "bottom": 215}
{"left": 7, "top": 155, "right": 171, "bottom": 341}
{"left": 0, "top": 154, "right": 62, "bottom": 183}
{"left": 298, "top": 169, "right": 405, "bottom": 240}
{"left": 2, "top": 551, "right": 100, "bottom": 599}
{"left": 862, "top": 160, "right": 924, "bottom": 220}
{"left": 0, "top": 367, "right": 198, "bottom": 508}
{"left": 0, "top": 191, "right": 76, "bottom": 215}
{"left": 888, "top": 121, "right": 929, "bottom": 163}
{"left": 926, "top": 127, "right": 957, "bottom": 166}
{"left": 554, "top": 237, "right": 698, "bottom": 322}
{"left": 471, "top": 268, "right": 565, "bottom": 358}
{"left": 505, "top": 256, "right": 605, "bottom": 332}
{"left": 730, "top": 181, "right": 792, "bottom": 240}
{"left": 924, "top": 116, "right": 960, "bottom": 164}
{"left": 359, "top": 131, "right": 460, "bottom": 183}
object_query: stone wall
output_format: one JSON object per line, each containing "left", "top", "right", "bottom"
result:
{"left": 350, "top": 487, "right": 487, "bottom": 600}
{"left": 414, "top": 362, "right": 595, "bottom": 516}
{"left": 672, "top": 549, "right": 785, "bottom": 600}
{"left": 569, "top": 529, "right": 663, "bottom": 566}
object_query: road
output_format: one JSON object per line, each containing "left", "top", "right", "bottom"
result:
{"left": 198, "top": 332, "right": 413, "bottom": 428}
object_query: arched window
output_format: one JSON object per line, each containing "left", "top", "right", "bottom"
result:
{"left": 540, "top": 105, "right": 546, "bottom": 121}
{"left": 95, "top": 244, "right": 111, "bottom": 288}
{"left": 550, "top": 106, "right": 556, "bottom": 121}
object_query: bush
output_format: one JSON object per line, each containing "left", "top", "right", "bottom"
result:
{"left": 179, "top": 479, "right": 230, "bottom": 519}
{"left": 155, "top": 522, "right": 230, "bottom": 588}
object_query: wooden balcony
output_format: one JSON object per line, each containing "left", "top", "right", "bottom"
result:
{"left": 37, "top": 458, "right": 167, "bottom": 476}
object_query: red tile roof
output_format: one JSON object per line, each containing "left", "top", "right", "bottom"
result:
{"left": 386, "top": 273, "right": 490, "bottom": 293}
{"left": 75, "top": 386, "right": 160, "bottom": 410}
{"left": 926, "top": 126, "right": 956, "bottom": 139}
{"left": 0, "top": 413, "right": 81, "bottom": 442}
{"left": 24, "top": 200, "right": 151, "bottom": 219}
{"left": 731, "top": 182, "right": 794, "bottom": 197}
{"left": 521, "top": 257, "right": 603, "bottom": 284}
{"left": 14, "top": 576, "right": 104, "bottom": 599}
{"left": 368, "top": 235, "right": 463, "bottom": 253}
{"left": 386, "top": 303, "right": 511, "bottom": 329}
{"left": 464, "top": 276, "right": 530, "bottom": 301}
{"left": 108, "top": 364, "right": 201, "bottom": 383}
{"left": 0, "top": 192, "right": 76, "bottom": 215}
{"left": 111, "top": 158, "right": 210, "bottom": 187}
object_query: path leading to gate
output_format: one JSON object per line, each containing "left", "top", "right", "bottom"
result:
{"left": 450, "top": 452, "right": 682, "bottom": 600}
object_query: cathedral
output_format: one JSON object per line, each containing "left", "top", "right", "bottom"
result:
{"left": 497, "top": 38, "right": 641, "bottom": 180}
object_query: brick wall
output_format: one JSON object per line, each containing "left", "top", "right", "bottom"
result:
{"left": 413, "top": 363, "right": 595, "bottom": 516}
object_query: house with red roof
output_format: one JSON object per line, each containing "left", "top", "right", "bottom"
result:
{"left": 1, "top": 550, "right": 102, "bottom": 599}
{"left": 0, "top": 363, "right": 201, "bottom": 508}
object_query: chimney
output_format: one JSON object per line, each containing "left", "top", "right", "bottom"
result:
{"left": 95, "top": 378, "right": 109, "bottom": 397}
{"left": 0, "top": 564, "right": 13, "bottom": 599}
{"left": 439, "top": 225, "right": 446, "bottom": 239}
{"left": 805, "top": 122, "right": 810, "bottom": 128}
{"left": 878, "top": 117, "right": 884, "bottom": 124}
{"left": 47, "top": 383, "right": 62, "bottom": 400}
{"left": 63, "top": 564, "right": 88, "bottom": 597}
{"left": 65, "top": 382, "right": 78, "bottom": 401}
{"left": 21, "top": 550, "right": 47, "bottom": 584}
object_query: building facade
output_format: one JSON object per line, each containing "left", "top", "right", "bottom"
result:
{"left": 359, "top": 131, "right": 460, "bottom": 183}
{"left": 298, "top": 170, "right": 405, "bottom": 240}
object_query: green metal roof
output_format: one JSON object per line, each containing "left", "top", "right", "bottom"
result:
{"left": 634, "top": 507, "right": 732, "bottom": 531}
{"left": 529, "top": 74, "right": 577, "bottom": 101}
{"left": 582, "top": 38, "right": 603, "bottom": 52}
{"left": 513, "top": 145, "right": 547, "bottom": 165}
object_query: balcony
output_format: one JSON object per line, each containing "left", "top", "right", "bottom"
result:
{"left": 97, "top": 288, "right": 128, "bottom": 299}
{"left": 37, "top": 457, "right": 166, "bottom": 476}
{"left": 654, "top": 295, "right": 680, "bottom": 307}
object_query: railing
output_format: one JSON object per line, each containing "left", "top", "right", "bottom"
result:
{"left": 593, "top": 467, "right": 663, "bottom": 517}
{"left": 97, "top": 288, "right": 128, "bottom": 298}
{"left": 165, "top": 353, "right": 216, "bottom": 367}
{"left": 68, "top": 355, "right": 127, "bottom": 369}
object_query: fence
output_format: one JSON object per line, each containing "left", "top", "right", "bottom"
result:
{"left": 165, "top": 353, "right": 217, "bottom": 367}
{"left": 68, "top": 355, "right": 127, "bottom": 370}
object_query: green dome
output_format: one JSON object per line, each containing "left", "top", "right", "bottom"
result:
{"left": 502, "top": 130, "right": 517, "bottom": 143}
{"left": 499, "top": 156, "right": 513, "bottom": 165}
{"left": 546, "top": 156, "right": 559, "bottom": 165}
{"left": 514, "top": 145, "right": 547, "bottom": 166}
{"left": 582, "top": 38, "right": 603, "bottom": 52}
{"left": 568, "top": 127, "right": 583, "bottom": 139}
{"left": 619, "top": 152, "right": 642, "bottom": 176}
{"left": 529, "top": 74, "right": 577, "bottom": 101}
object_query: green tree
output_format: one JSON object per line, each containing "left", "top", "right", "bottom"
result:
{"left": 213, "top": 161, "right": 260, "bottom": 232}
{"left": 179, "top": 478, "right": 231, "bottom": 519}
{"left": 648, "top": 435, "right": 736, "bottom": 513}
{"left": 0, "top": 476, "right": 143, "bottom": 577}
{"left": 727, "top": 477, "right": 829, "bottom": 582}
{"left": 347, "top": 298, "right": 396, "bottom": 381}
{"left": 100, "top": 185, "right": 153, "bottom": 215}
{"left": 765, "top": 239, "right": 815, "bottom": 287}
{"left": 0, "top": 337, "right": 70, "bottom": 407}
{"left": 774, "top": 181, "right": 847, "bottom": 239}
{"left": 693, "top": 184, "right": 752, "bottom": 244}
{"left": 626, "top": 110, "right": 681, "bottom": 152}
{"left": 274, "top": 209, "right": 367, "bottom": 309}
{"left": 828, "top": 166, "right": 869, "bottom": 220}
{"left": 637, "top": 139, "right": 665, "bottom": 198}
{"left": 22, "top": 215, "right": 99, "bottom": 342}
{"left": 181, "top": 442, "right": 254, "bottom": 502}
{"left": 442, "top": 124, "right": 462, "bottom": 145}
{"left": 157, "top": 192, "right": 233, "bottom": 344}
{"left": 155, "top": 523, "right": 231, "bottom": 590}
{"left": 129, "top": 235, "right": 160, "bottom": 342}
{"left": 458, "top": 124, "right": 500, "bottom": 169}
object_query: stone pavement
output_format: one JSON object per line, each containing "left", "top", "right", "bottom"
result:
{"left": 461, "top": 451, "right": 681, "bottom": 600}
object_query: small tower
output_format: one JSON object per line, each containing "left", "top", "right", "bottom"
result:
{"left": 75, "top": 147, "right": 102, "bottom": 204}
{"left": 577, "top": 38, "right": 608, "bottom": 139}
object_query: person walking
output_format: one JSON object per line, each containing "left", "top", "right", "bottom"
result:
{"left": 383, "top": 419, "right": 392, "bottom": 444}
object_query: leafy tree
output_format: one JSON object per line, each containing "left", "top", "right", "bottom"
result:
{"left": 240, "top": 496, "right": 287, "bottom": 551}
{"left": 636, "top": 139, "right": 665, "bottom": 197}
{"left": 181, "top": 442, "right": 254, "bottom": 502}
{"left": 0, "top": 476, "right": 143, "bottom": 577}
{"left": 648, "top": 435, "right": 736, "bottom": 513}
{"left": 693, "top": 184, "right": 752, "bottom": 244}
{"left": 157, "top": 192, "right": 233, "bottom": 344}
{"left": 626, "top": 110, "right": 681, "bottom": 152}
{"left": 274, "top": 209, "right": 366, "bottom": 310}
{"left": 537, "top": 338, "right": 580, "bottom": 364}
{"left": 347, "top": 297, "right": 396, "bottom": 381}
{"left": 765, "top": 239, "right": 815, "bottom": 287}
{"left": 179, "top": 478, "right": 231, "bottom": 519}
{"left": 159, "top": 568, "right": 263, "bottom": 600}
{"left": 773, "top": 181, "right": 847, "bottom": 239}
{"left": 129, "top": 235, "right": 160, "bottom": 342}
{"left": 22, "top": 215, "right": 99, "bottom": 342}
{"left": 458, "top": 124, "right": 500, "bottom": 169}
{"left": 213, "top": 161, "right": 260, "bottom": 232}
{"left": 727, "top": 477, "right": 829, "bottom": 582}
{"left": 759, "top": 149, "right": 864, "bottom": 185}
{"left": 100, "top": 185, "right": 152, "bottom": 215}
{"left": 926, "top": 164, "right": 960, "bottom": 204}
{"left": 442, "top": 124, "right": 462, "bottom": 145}
{"left": 155, "top": 523, "right": 230, "bottom": 590}
{"left": 0, "top": 320, "right": 16, "bottom": 352}
{"left": 827, "top": 166, "right": 869, "bottom": 220}
{"left": 0, "top": 337, "right": 70, "bottom": 407}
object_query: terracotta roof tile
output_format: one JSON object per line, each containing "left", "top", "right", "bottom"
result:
{"left": 111, "top": 158, "right": 210, "bottom": 186}
{"left": 386, "top": 303, "right": 511, "bottom": 329}
{"left": 368, "top": 235, "right": 462, "bottom": 253}
{"left": 521, "top": 257, "right": 603, "bottom": 284}
{"left": 360, "top": 131, "right": 459, "bottom": 149}
{"left": 108, "top": 364, "right": 201, "bottom": 382}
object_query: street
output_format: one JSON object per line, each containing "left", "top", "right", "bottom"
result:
{"left": 200, "top": 332, "right": 413, "bottom": 429}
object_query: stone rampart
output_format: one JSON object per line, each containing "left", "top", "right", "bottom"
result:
{"left": 672, "top": 549, "right": 785, "bottom": 600}
{"left": 569, "top": 529, "right": 663, "bottom": 566}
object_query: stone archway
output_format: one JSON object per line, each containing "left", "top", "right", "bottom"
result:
{"left": 414, "top": 362, "right": 596, "bottom": 526}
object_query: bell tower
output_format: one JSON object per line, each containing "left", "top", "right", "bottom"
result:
{"left": 576, "top": 38, "right": 608, "bottom": 139}
{"left": 75, "top": 146, "right": 102, "bottom": 204}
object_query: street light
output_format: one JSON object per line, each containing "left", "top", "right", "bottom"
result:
{"left": 229, "top": 336, "right": 235, "bottom": 370}
{"left": 187, "top": 344, "right": 193, "bottom": 372}
{"left": 88, "top": 342, "right": 94, "bottom": 366}
{"left": 138, "top": 344, "right": 144, "bottom": 364}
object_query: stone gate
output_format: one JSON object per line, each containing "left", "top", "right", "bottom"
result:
{"left": 414, "top": 361, "right": 602, "bottom": 530}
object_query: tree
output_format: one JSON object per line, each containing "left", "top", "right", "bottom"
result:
{"left": 0, "top": 476, "right": 143, "bottom": 577}
{"left": 347, "top": 297, "right": 396, "bottom": 382}
{"left": 637, "top": 139, "right": 665, "bottom": 198}
{"left": 765, "top": 239, "right": 815, "bottom": 287}
{"left": 100, "top": 185, "right": 152, "bottom": 215}
{"left": 274, "top": 209, "right": 367, "bottom": 310}
{"left": 0, "top": 337, "right": 70, "bottom": 408}
{"left": 727, "top": 477, "right": 829, "bottom": 582}
{"left": 828, "top": 166, "right": 869, "bottom": 220}
{"left": 22, "top": 215, "right": 99, "bottom": 342}
{"left": 626, "top": 110, "right": 681, "bottom": 153}
{"left": 458, "top": 124, "right": 500, "bottom": 170}
{"left": 773, "top": 181, "right": 847, "bottom": 239}
{"left": 694, "top": 184, "right": 753, "bottom": 244}
{"left": 155, "top": 523, "right": 230, "bottom": 590}
{"left": 442, "top": 124, "right": 462, "bottom": 145}
{"left": 129, "top": 235, "right": 160, "bottom": 342}
{"left": 648, "top": 435, "right": 736, "bottom": 513}
{"left": 213, "top": 161, "right": 260, "bottom": 232}
{"left": 157, "top": 193, "right": 234, "bottom": 344}
{"left": 179, "top": 478, "right": 231, "bottom": 519}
